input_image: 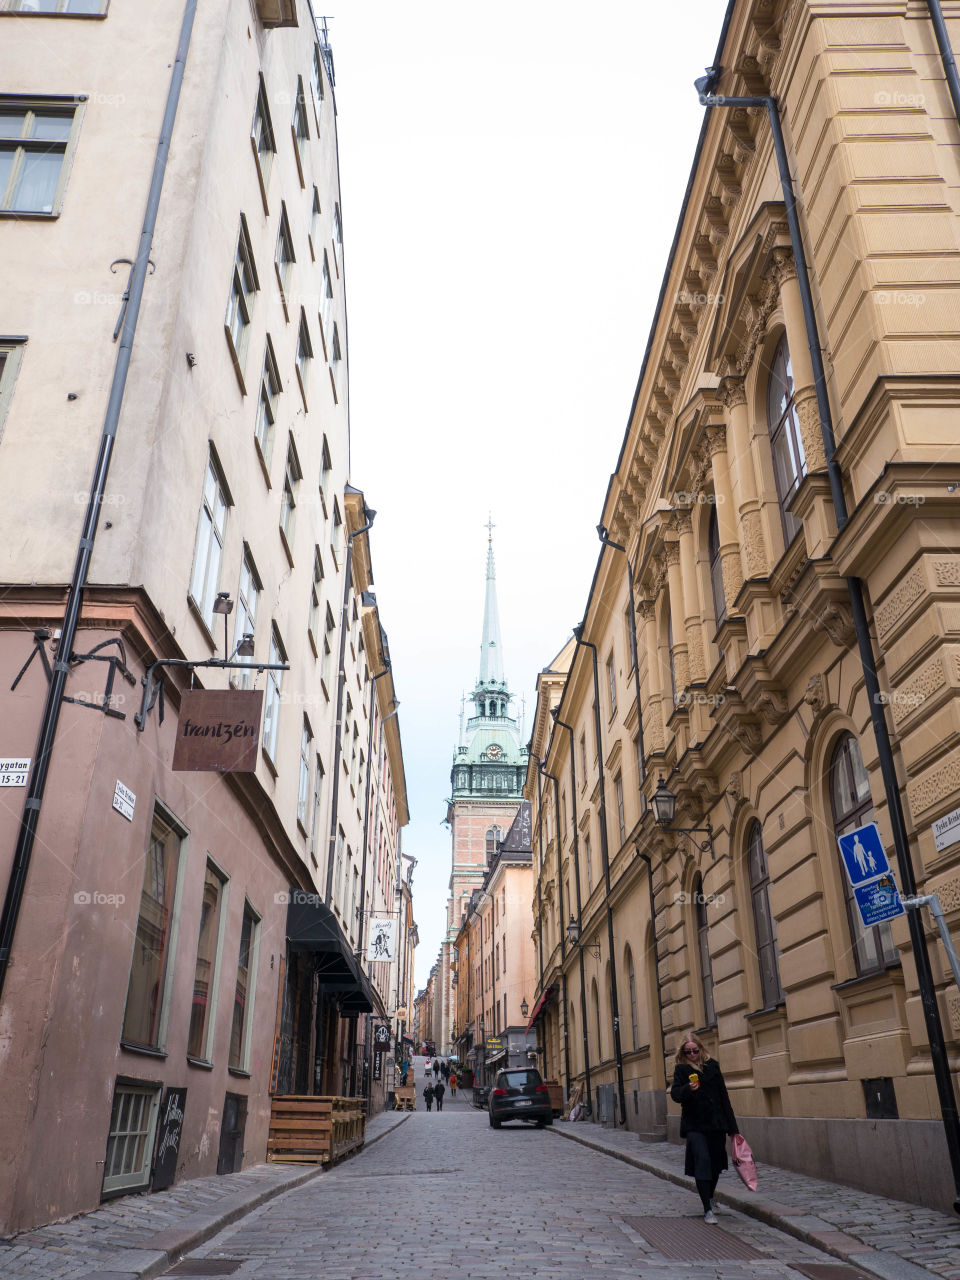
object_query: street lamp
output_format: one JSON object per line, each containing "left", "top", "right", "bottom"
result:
{"left": 520, "top": 997, "right": 529, "bottom": 1019}
{"left": 651, "top": 776, "right": 714, "bottom": 857}
{"left": 566, "top": 915, "right": 600, "bottom": 959}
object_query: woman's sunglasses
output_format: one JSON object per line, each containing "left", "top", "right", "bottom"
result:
{"left": 683, "top": 1048, "right": 699, "bottom": 1055}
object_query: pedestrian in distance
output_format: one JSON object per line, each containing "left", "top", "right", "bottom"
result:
{"left": 670, "top": 1033, "right": 740, "bottom": 1225}
{"left": 442, "top": 1061, "right": 450, "bottom": 1082}
{"left": 449, "top": 1071, "right": 457, "bottom": 1096}
{"left": 433, "top": 1058, "right": 440, "bottom": 1076}
{"left": 423, "top": 1082, "right": 435, "bottom": 1111}
{"left": 433, "top": 1077, "right": 446, "bottom": 1111}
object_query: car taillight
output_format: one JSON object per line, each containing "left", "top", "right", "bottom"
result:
{"left": 535, "top": 1084, "right": 549, "bottom": 1093}
{"left": 492, "top": 1088, "right": 507, "bottom": 1098}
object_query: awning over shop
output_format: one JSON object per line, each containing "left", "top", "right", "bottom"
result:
{"left": 286, "top": 893, "right": 373, "bottom": 1013}
{"left": 526, "top": 983, "right": 558, "bottom": 1032}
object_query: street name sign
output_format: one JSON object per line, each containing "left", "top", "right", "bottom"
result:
{"left": 0, "top": 758, "right": 29, "bottom": 786}
{"left": 837, "top": 822, "right": 890, "bottom": 888}
{"left": 113, "top": 780, "right": 136, "bottom": 822}
{"left": 932, "top": 805, "right": 960, "bottom": 853}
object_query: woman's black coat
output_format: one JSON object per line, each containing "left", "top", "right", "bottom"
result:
{"left": 670, "top": 1058, "right": 739, "bottom": 1137}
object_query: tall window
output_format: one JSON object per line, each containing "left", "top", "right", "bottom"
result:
{"left": 189, "top": 455, "right": 228, "bottom": 631}
{"left": 625, "top": 605, "right": 637, "bottom": 673}
{"left": 332, "top": 202, "right": 343, "bottom": 272}
{"left": 708, "top": 504, "right": 726, "bottom": 625}
{"left": 579, "top": 733, "right": 587, "bottom": 782}
{"left": 309, "top": 754, "right": 325, "bottom": 860}
{"left": 319, "top": 253, "right": 333, "bottom": 355}
{"left": 615, "top": 772, "right": 625, "bottom": 845}
{"left": 626, "top": 945, "right": 639, "bottom": 1051}
{"left": 291, "top": 76, "right": 309, "bottom": 181}
{"left": 262, "top": 626, "right": 285, "bottom": 763}
{"left": 329, "top": 322, "right": 342, "bottom": 400}
{"left": 274, "top": 203, "right": 295, "bottom": 309}
{"left": 234, "top": 551, "right": 259, "bottom": 689}
{"left": 592, "top": 978, "right": 602, "bottom": 1060}
{"left": 251, "top": 76, "right": 275, "bottom": 195}
{"left": 280, "top": 437, "right": 301, "bottom": 555}
{"left": 830, "top": 733, "right": 897, "bottom": 973}
{"left": 254, "top": 338, "right": 280, "bottom": 467}
{"left": 747, "top": 821, "right": 784, "bottom": 1007}
{"left": 0, "top": 339, "right": 25, "bottom": 440}
{"left": 297, "top": 718, "right": 313, "bottom": 828}
{"left": 606, "top": 652, "right": 617, "bottom": 716}
{"left": 308, "top": 547, "right": 324, "bottom": 652}
{"left": 766, "top": 334, "right": 806, "bottom": 543}
{"left": 321, "top": 603, "right": 336, "bottom": 693}
{"left": 320, "top": 435, "right": 333, "bottom": 512}
{"left": 485, "top": 827, "right": 498, "bottom": 862}
{"left": 102, "top": 1083, "right": 160, "bottom": 1196}
{"left": 187, "top": 861, "right": 227, "bottom": 1061}
{"left": 694, "top": 873, "right": 715, "bottom": 1026}
{"left": 229, "top": 903, "right": 259, "bottom": 1071}
{"left": 584, "top": 830, "right": 593, "bottom": 895}
{"left": 334, "top": 827, "right": 345, "bottom": 903}
{"left": 310, "top": 44, "right": 325, "bottom": 115}
{"left": 122, "top": 806, "right": 184, "bottom": 1049}
{"left": 309, "top": 187, "right": 322, "bottom": 257}
{"left": 225, "top": 216, "right": 258, "bottom": 372}
{"left": 295, "top": 310, "right": 313, "bottom": 404}
{"left": 0, "top": 97, "right": 79, "bottom": 214}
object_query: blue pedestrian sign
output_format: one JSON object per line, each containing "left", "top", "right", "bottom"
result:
{"left": 837, "top": 822, "right": 891, "bottom": 888}
{"left": 853, "top": 875, "right": 905, "bottom": 927}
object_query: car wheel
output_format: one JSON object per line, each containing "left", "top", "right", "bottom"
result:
{"left": 535, "top": 1118, "right": 547, "bottom": 1128}
{"left": 489, "top": 1114, "right": 501, "bottom": 1128}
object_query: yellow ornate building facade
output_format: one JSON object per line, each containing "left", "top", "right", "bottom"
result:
{"left": 526, "top": 0, "right": 960, "bottom": 1213}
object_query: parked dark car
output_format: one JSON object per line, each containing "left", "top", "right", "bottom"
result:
{"left": 488, "top": 1068, "right": 553, "bottom": 1128}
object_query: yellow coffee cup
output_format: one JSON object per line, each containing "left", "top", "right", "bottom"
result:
{"left": 689, "top": 1072, "right": 699, "bottom": 1085}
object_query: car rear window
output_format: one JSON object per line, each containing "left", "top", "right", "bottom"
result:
{"left": 500, "top": 1070, "right": 541, "bottom": 1088}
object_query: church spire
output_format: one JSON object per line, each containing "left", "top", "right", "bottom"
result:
{"left": 479, "top": 518, "right": 505, "bottom": 686}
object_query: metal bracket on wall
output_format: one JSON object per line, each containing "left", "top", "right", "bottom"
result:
{"left": 10, "top": 631, "right": 136, "bottom": 720}
{"left": 110, "top": 257, "right": 156, "bottom": 341}
{"left": 134, "top": 655, "right": 289, "bottom": 731}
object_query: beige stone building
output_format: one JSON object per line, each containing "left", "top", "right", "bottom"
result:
{"left": 526, "top": 0, "right": 960, "bottom": 1213}
{"left": 0, "top": 0, "right": 410, "bottom": 1233}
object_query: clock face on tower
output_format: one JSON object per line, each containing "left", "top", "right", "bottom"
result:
{"left": 487, "top": 744, "right": 503, "bottom": 760}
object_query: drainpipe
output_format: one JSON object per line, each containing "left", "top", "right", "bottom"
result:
{"left": 634, "top": 847, "right": 667, "bottom": 1090}
{"left": 325, "top": 497, "right": 376, "bottom": 904}
{"left": 698, "top": 78, "right": 960, "bottom": 1210}
{"left": 927, "top": 1, "right": 960, "bottom": 127}
{"left": 553, "top": 713, "right": 592, "bottom": 1114}
{"left": 0, "top": 0, "right": 199, "bottom": 1005}
{"left": 541, "top": 759, "right": 572, "bottom": 1098}
{"left": 574, "top": 629, "right": 628, "bottom": 1128}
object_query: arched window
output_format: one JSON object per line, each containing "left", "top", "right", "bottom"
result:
{"left": 829, "top": 733, "right": 898, "bottom": 974}
{"left": 485, "top": 827, "right": 500, "bottom": 862}
{"left": 708, "top": 504, "right": 726, "bottom": 625}
{"left": 625, "top": 945, "right": 639, "bottom": 1052}
{"left": 766, "top": 334, "right": 806, "bottom": 543}
{"left": 694, "top": 873, "right": 715, "bottom": 1025}
{"left": 747, "top": 821, "right": 784, "bottom": 1007}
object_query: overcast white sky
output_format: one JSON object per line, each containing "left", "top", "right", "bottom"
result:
{"left": 329, "top": 0, "right": 725, "bottom": 990}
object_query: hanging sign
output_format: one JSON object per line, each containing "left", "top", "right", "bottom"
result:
{"left": 172, "top": 689, "right": 263, "bottom": 773}
{"left": 366, "top": 916, "right": 396, "bottom": 962}
{"left": 373, "top": 1049, "right": 384, "bottom": 1081}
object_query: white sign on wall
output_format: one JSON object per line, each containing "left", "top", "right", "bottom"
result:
{"left": 932, "top": 806, "right": 960, "bottom": 853}
{"left": 0, "top": 758, "right": 30, "bottom": 787}
{"left": 366, "top": 916, "right": 396, "bottom": 962}
{"left": 113, "top": 780, "right": 136, "bottom": 822}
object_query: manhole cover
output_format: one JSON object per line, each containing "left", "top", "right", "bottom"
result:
{"left": 789, "top": 1267, "right": 876, "bottom": 1280}
{"left": 621, "top": 1215, "right": 766, "bottom": 1261}
{"left": 167, "top": 1261, "right": 244, "bottom": 1276}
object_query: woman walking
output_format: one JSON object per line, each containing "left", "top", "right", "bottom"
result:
{"left": 670, "top": 1034, "right": 739, "bottom": 1224}
{"left": 449, "top": 1071, "right": 457, "bottom": 1097}
{"left": 423, "top": 1081, "right": 435, "bottom": 1111}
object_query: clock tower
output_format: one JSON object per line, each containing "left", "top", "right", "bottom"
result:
{"left": 437, "top": 528, "right": 527, "bottom": 1054}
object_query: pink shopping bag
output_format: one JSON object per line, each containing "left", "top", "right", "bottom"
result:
{"left": 731, "top": 1134, "right": 758, "bottom": 1191}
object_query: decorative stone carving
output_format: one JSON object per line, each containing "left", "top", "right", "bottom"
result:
{"left": 907, "top": 743, "right": 960, "bottom": 817}
{"left": 890, "top": 653, "right": 948, "bottom": 726}
{"left": 726, "top": 771, "right": 743, "bottom": 803}
{"left": 934, "top": 559, "right": 960, "bottom": 587}
{"left": 741, "top": 509, "right": 767, "bottom": 578}
{"left": 721, "top": 550, "right": 745, "bottom": 608}
{"left": 875, "top": 565, "right": 926, "bottom": 640}
{"left": 686, "top": 628, "right": 706, "bottom": 683}
{"left": 803, "top": 673, "right": 828, "bottom": 716}
{"left": 672, "top": 510, "right": 693, "bottom": 538}
{"left": 647, "top": 699, "right": 665, "bottom": 753}
{"left": 936, "top": 874, "right": 960, "bottom": 914}
{"left": 674, "top": 650, "right": 690, "bottom": 695}
{"left": 755, "top": 688, "right": 789, "bottom": 725}
{"left": 706, "top": 425, "right": 728, "bottom": 457}
{"left": 816, "top": 602, "right": 855, "bottom": 648}
{"left": 719, "top": 375, "right": 747, "bottom": 409}
{"left": 766, "top": 244, "right": 796, "bottom": 288}
{"left": 727, "top": 719, "right": 762, "bottom": 754}
{"left": 664, "top": 540, "right": 681, "bottom": 569}
{"left": 652, "top": 554, "right": 668, "bottom": 596}
{"left": 794, "top": 392, "right": 827, "bottom": 473}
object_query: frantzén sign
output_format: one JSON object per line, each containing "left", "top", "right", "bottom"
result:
{"left": 172, "top": 689, "right": 264, "bottom": 772}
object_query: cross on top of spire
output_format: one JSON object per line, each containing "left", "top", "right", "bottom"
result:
{"left": 485, "top": 514, "right": 495, "bottom": 542}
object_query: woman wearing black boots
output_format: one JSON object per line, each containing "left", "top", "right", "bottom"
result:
{"left": 670, "top": 1034, "right": 740, "bottom": 1224}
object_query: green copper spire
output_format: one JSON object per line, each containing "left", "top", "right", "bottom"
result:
{"left": 479, "top": 522, "right": 505, "bottom": 686}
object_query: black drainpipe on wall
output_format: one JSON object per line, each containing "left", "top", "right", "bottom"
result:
{"left": 697, "top": 71, "right": 960, "bottom": 1210}
{"left": 927, "top": 0, "right": 960, "bottom": 126}
{"left": 540, "top": 759, "right": 572, "bottom": 1099}
{"left": 0, "top": 0, "right": 199, "bottom": 1005}
{"left": 553, "top": 712, "right": 592, "bottom": 1115}
{"left": 573, "top": 628, "right": 627, "bottom": 1128}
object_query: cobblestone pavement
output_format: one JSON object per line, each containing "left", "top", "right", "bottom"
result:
{"left": 158, "top": 1085, "right": 939, "bottom": 1280}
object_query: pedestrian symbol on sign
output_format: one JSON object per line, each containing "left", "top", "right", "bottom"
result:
{"left": 837, "top": 822, "right": 890, "bottom": 889}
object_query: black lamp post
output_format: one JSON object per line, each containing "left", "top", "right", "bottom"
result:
{"left": 520, "top": 997, "right": 529, "bottom": 1019}
{"left": 651, "top": 776, "right": 714, "bottom": 857}
{"left": 566, "top": 915, "right": 601, "bottom": 959}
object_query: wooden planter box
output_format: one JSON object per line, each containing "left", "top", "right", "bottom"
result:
{"left": 267, "top": 1095, "right": 366, "bottom": 1165}
{"left": 545, "top": 1080, "right": 563, "bottom": 1116}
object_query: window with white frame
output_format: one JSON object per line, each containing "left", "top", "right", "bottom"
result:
{"left": 225, "top": 216, "right": 259, "bottom": 375}
{"left": 308, "top": 546, "right": 323, "bottom": 652}
{"left": 187, "top": 860, "right": 228, "bottom": 1062}
{"left": 0, "top": 96, "right": 81, "bottom": 214}
{"left": 329, "top": 321, "right": 342, "bottom": 400}
{"left": 189, "top": 455, "right": 229, "bottom": 632}
{"left": 275, "top": 202, "right": 295, "bottom": 308}
{"left": 297, "top": 718, "right": 313, "bottom": 829}
{"left": 3, "top": 0, "right": 106, "bottom": 12}
{"left": 229, "top": 902, "right": 260, "bottom": 1071}
{"left": 331, "top": 498, "right": 344, "bottom": 567}
{"left": 615, "top": 771, "right": 625, "bottom": 844}
{"left": 332, "top": 202, "right": 343, "bottom": 273}
{"left": 250, "top": 75, "right": 275, "bottom": 196}
{"left": 235, "top": 549, "right": 259, "bottom": 688}
{"left": 291, "top": 76, "right": 308, "bottom": 182}
{"left": 606, "top": 652, "right": 617, "bottom": 716}
{"left": 295, "top": 309, "right": 312, "bottom": 404}
{"left": 280, "top": 436, "right": 301, "bottom": 556}
{"left": 254, "top": 337, "right": 280, "bottom": 469}
{"left": 334, "top": 827, "right": 345, "bottom": 904}
{"left": 102, "top": 1082, "right": 161, "bottom": 1197}
{"left": 0, "top": 339, "right": 26, "bottom": 440}
{"left": 310, "top": 44, "right": 325, "bottom": 117}
{"left": 766, "top": 333, "right": 807, "bottom": 544}
{"left": 309, "top": 186, "right": 321, "bottom": 257}
{"left": 584, "top": 829, "right": 593, "bottom": 895}
{"left": 319, "top": 435, "right": 333, "bottom": 512}
{"left": 309, "top": 754, "right": 325, "bottom": 860}
{"left": 262, "top": 626, "right": 285, "bottom": 764}
{"left": 321, "top": 604, "right": 335, "bottom": 694}
{"left": 319, "top": 252, "right": 333, "bottom": 356}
